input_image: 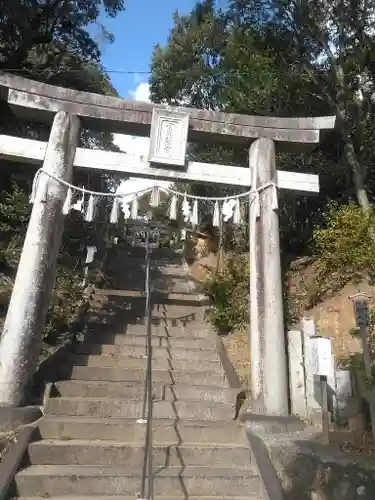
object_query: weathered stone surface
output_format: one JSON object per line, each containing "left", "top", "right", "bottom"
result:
{"left": 0, "top": 406, "right": 42, "bottom": 432}
{"left": 39, "top": 416, "right": 247, "bottom": 444}
{"left": 54, "top": 379, "right": 235, "bottom": 403}
{"left": 0, "top": 134, "right": 321, "bottom": 190}
{"left": 0, "top": 111, "right": 80, "bottom": 406}
{"left": 14, "top": 465, "right": 262, "bottom": 497}
{"left": 72, "top": 341, "right": 220, "bottom": 361}
{"left": 249, "top": 138, "right": 288, "bottom": 416}
{"left": 28, "top": 439, "right": 251, "bottom": 467}
{"left": 0, "top": 71, "right": 335, "bottom": 146}
{"left": 58, "top": 365, "right": 226, "bottom": 386}
{"left": 264, "top": 430, "right": 375, "bottom": 500}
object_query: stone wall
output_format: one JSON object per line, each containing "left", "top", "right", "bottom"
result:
{"left": 266, "top": 436, "right": 375, "bottom": 500}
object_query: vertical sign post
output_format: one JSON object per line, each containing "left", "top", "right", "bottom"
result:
{"left": 349, "top": 293, "right": 375, "bottom": 449}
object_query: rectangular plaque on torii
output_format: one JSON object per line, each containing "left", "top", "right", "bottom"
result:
{"left": 148, "top": 108, "right": 189, "bottom": 167}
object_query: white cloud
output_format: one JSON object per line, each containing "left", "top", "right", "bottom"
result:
{"left": 130, "top": 82, "right": 151, "bottom": 102}
{"left": 113, "top": 133, "right": 149, "bottom": 158}
{"left": 114, "top": 82, "right": 172, "bottom": 200}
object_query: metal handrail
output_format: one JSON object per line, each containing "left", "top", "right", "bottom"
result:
{"left": 139, "top": 230, "right": 154, "bottom": 500}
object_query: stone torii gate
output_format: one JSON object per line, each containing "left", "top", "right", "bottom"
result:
{"left": 0, "top": 71, "right": 336, "bottom": 414}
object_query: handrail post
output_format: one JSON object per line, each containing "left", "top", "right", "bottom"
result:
{"left": 146, "top": 229, "right": 153, "bottom": 500}
{"left": 147, "top": 300, "right": 153, "bottom": 500}
{"left": 138, "top": 227, "right": 153, "bottom": 500}
{"left": 320, "top": 375, "right": 330, "bottom": 445}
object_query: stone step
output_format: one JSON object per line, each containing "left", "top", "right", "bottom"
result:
{"left": 151, "top": 279, "right": 197, "bottom": 294}
{"left": 149, "top": 308, "right": 206, "bottom": 322}
{"left": 73, "top": 342, "right": 219, "bottom": 361}
{"left": 54, "top": 380, "right": 236, "bottom": 403}
{"left": 39, "top": 417, "right": 247, "bottom": 444}
{"left": 93, "top": 295, "right": 207, "bottom": 318}
{"left": 100, "top": 309, "right": 206, "bottom": 321}
{"left": 84, "top": 325, "right": 214, "bottom": 346}
{"left": 86, "top": 324, "right": 211, "bottom": 340}
{"left": 58, "top": 365, "right": 226, "bottom": 386}
{"left": 28, "top": 439, "right": 251, "bottom": 467}
{"left": 46, "top": 397, "right": 234, "bottom": 421}
{"left": 14, "top": 465, "right": 261, "bottom": 497}
{"left": 95, "top": 300, "right": 209, "bottom": 312}
{"left": 15, "top": 496, "right": 253, "bottom": 500}
{"left": 100, "top": 281, "right": 198, "bottom": 295}
{"left": 108, "top": 256, "right": 184, "bottom": 267}
{"left": 154, "top": 264, "right": 191, "bottom": 277}
{"left": 67, "top": 353, "right": 223, "bottom": 373}
{"left": 107, "top": 258, "right": 188, "bottom": 271}
{"left": 83, "top": 333, "right": 215, "bottom": 350}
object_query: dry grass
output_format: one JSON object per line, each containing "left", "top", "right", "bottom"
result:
{"left": 294, "top": 279, "right": 372, "bottom": 363}
{"left": 189, "top": 252, "right": 368, "bottom": 387}
{"left": 286, "top": 258, "right": 372, "bottom": 362}
{"left": 222, "top": 329, "right": 250, "bottom": 387}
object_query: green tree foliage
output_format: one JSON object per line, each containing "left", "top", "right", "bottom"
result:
{"left": 150, "top": 0, "right": 226, "bottom": 108}
{"left": 150, "top": 1, "right": 375, "bottom": 335}
{"left": 313, "top": 203, "right": 375, "bottom": 287}
{"left": 0, "top": 0, "right": 127, "bottom": 351}
{"left": 255, "top": 0, "right": 375, "bottom": 212}
{"left": 204, "top": 202, "right": 375, "bottom": 332}
{"left": 150, "top": 0, "right": 375, "bottom": 256}
{"left": 0, "top": 0, "right": 124, "bottom": 75}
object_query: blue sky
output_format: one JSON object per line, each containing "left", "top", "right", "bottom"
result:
{"left": 99, "top": 0, "right": 198, "bottom": 99}
{"left": 98, "top": 0, "right": 198, "bottom": 194}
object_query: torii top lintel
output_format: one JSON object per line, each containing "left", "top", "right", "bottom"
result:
{"left": 0, "top": 71, "right": 335, "bottom": 148}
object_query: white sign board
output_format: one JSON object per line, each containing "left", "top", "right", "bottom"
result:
{"left": 85, "top": 245, "right": 97, "bottom": 264}
{"left": 302, "top": 317, "right": 315, "bottom": 338}
{"left": 310, "top": 337, "right": 334, "bottom": 377}
{"left": 149, "top": 108, "right": 189, "bottom": 167}
{"left": 307, "top": 336, "right": 336, "bottom": 419}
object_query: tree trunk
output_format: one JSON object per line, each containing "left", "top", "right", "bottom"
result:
{"left": 343, "top": 140, "right": 370, "bottom": 213}
{"left": 337, "top": 111, "right": 371, "bottom": 212}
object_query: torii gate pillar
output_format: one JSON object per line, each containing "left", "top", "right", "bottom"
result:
{"left": 0, "top": 111, "right": 80, "bottom": 406}
{"left": 249, "top": 138, "right": 288, "bottom": 416}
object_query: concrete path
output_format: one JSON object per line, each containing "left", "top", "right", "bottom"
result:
{"left": 11, "top": 245, "right": 263, "bottom": 499}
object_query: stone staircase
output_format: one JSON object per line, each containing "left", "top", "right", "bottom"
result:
{"left": 11, "top": 248, "right": 264, "bottom": 499}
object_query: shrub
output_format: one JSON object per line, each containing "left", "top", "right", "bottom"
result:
{"left": 313, "top": 202, "right": 375, "bottom": 289}
{"left": 203, "top": 202, "right": 375, "bottom": 334}
{"left": 0, "top": 183, "right": 30, "bottom": 236}
{"left": 202, "top": 254, "right": 249, "bottom": 333}
{"left": 42, "top": 267, "right": 83, "bottom": 348}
